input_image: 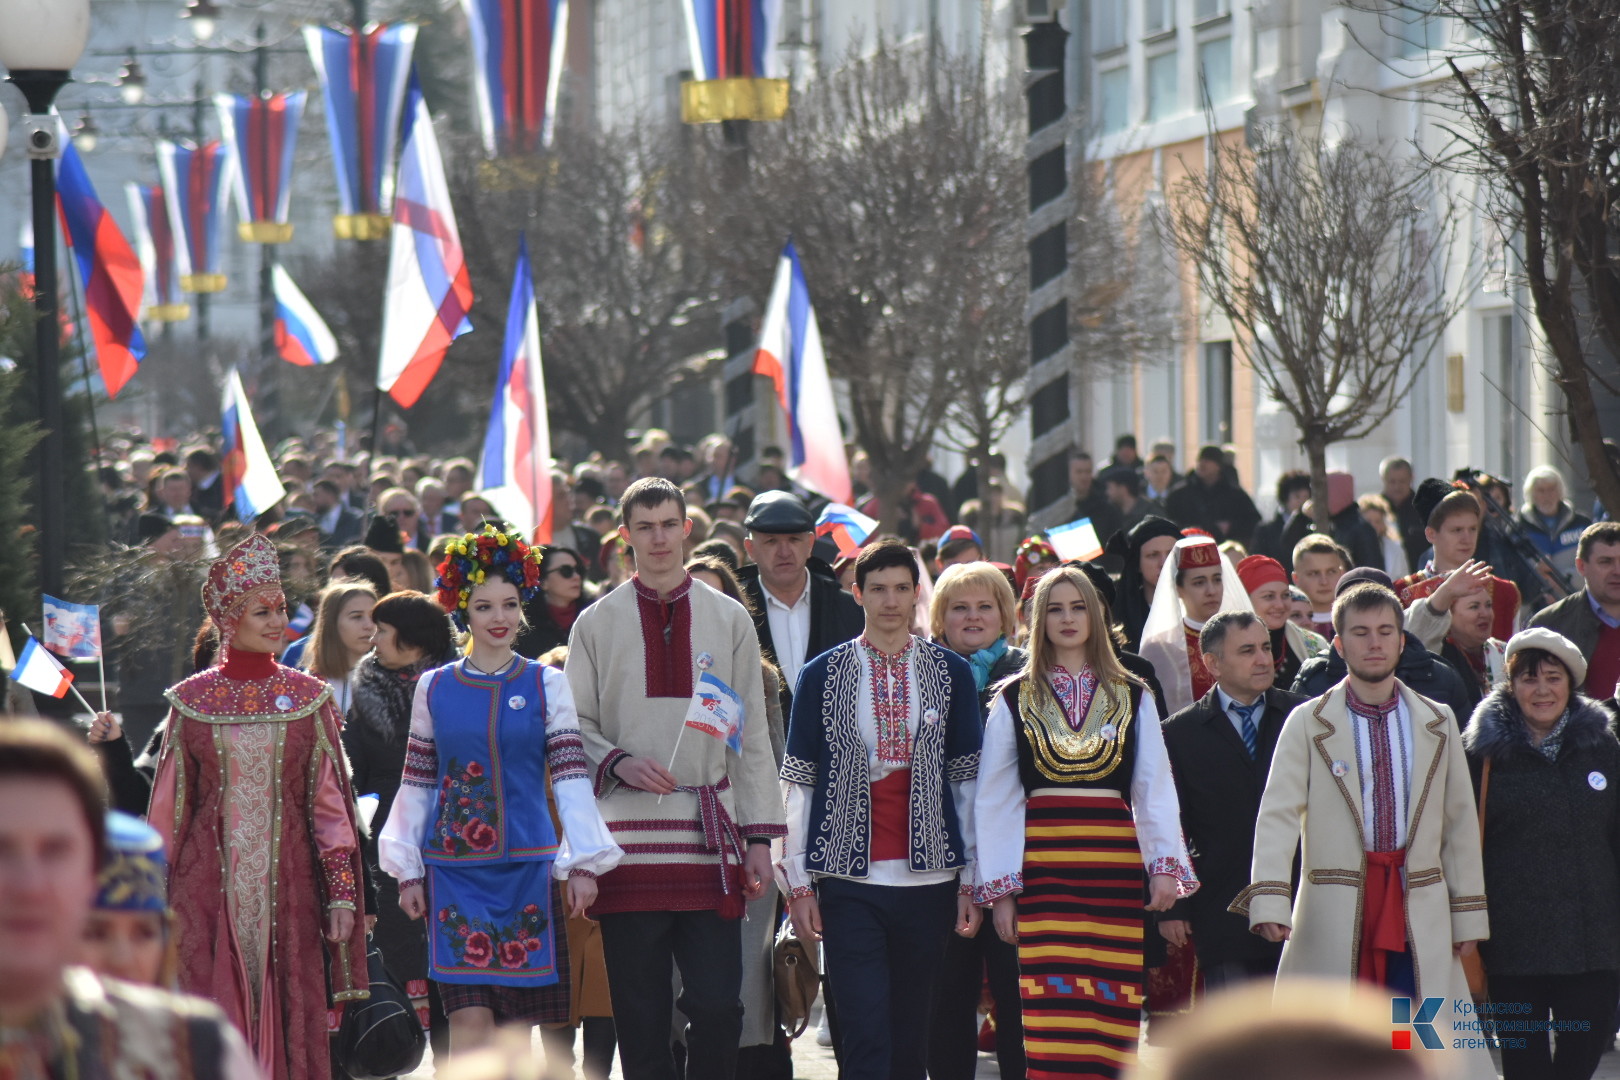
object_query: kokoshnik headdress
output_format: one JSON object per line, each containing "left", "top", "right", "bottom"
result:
{"left": 202, "top": 534, "right": 284, "bottom": 654}
{"left": 435, "top": 524, "right": 542, "bottom": 629}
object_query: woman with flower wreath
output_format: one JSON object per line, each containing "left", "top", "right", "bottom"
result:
{"left": 378, "top": 526, "right": 623, "bottom": 1056}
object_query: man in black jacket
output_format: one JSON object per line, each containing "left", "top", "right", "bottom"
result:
{"left": 1159, "top": 611, "right": 1303, "bottom": 990}
{"left": 737, "top": 491, "right": 864, "bottom": 710}
{"left": 1165, "top": 445, "right": 1261, "bottom": 544}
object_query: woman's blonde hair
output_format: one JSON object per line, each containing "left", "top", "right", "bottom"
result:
{"left": 1017, "top": 566, "right": 1142, "bottom": 716}
{"left": 929, "top": 562, "right": 1018, "bottom": 643}
{"left": 303, "top": 581, "right": 377, "bottom": 679}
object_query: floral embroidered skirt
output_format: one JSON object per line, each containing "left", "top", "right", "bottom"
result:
{"left": 427, "top": 862, "right": 570, "bottom": 1024}
{"left": 1016, "top": 793, "right": 1146, "bottom": 1080}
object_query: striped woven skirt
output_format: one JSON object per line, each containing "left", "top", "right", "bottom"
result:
{"left": 1017, "top": 793, "right": 1146, "bottom": 1079}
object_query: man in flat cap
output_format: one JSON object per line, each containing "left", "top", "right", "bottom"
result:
{"left": 736, "top": 490, "right": 863, "bottom": 713}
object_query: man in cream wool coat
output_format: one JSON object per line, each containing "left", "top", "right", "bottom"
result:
{"left": 1232, "top": 582, "right": 1492, "bottom": 1080}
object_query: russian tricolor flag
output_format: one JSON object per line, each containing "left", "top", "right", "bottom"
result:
{"left": 815, "top": 502, "right": 878, "bottom": 559}
{"left": 272, "top": 264, "right": 338, "bottom": 366}
{"left": 753, "top": 240, "right": 851, "bottom": 504}
{"left": 377, "top": 75, "right": 474, "bottom": 408}
{"left": 56, "top": 144, "right": 146, "bottom": 398}
{"left": 11, "top": 638, "right": 74, "bottom": 699}
{"left": 682, "top": 0, "right": 781, "bottom": 80}
{"left": 478, "top": 234, "right": 552, "bottom": 543}
{"left": 463, "top": 0, "right": 569, "bottom": 156}
{"left": 221, "top": 369, "right": 285, "bottom": 519}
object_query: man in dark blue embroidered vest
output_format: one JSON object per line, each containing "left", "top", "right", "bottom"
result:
{"left": 782, "top": 539, "right": 982, "bottom": 1080}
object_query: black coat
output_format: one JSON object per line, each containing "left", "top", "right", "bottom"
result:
{"left": 1279, "top": 504, "right": 1384, "bottom": 572}
{"left": 1165, "top": 478, "right": 1261, "bottom": 545}
{"left": 736, "top": 561, "right": 864, "bottom": 711}
{"left": 1463, "top": 689, "right": 1620, "bottom": 976}
{"left": 1290, "top": 631, "right": 1474, "bottom": 727}
{"left": 1160, "top": 686, "right": 1304, "bottom": 968}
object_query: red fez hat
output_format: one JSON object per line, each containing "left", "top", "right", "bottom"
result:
{"left": 1179, "top": 540, "right": 1221, "bottom": 570}
{"left": 1237, "top": 554, "right": 1289, "bottom": 594}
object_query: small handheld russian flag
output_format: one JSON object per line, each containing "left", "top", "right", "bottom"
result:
{"left": 272, "top": 264, "right": 338, "bottom": 366}
{"left": 12, "top": 638, "right": 75, "bottom": 699}
{"left": 815, "top": 502, "right": 878, "bottom": 560}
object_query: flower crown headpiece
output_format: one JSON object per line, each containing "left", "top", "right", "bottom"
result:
{"left": 436, "top": 525, "right": 541, "bottom": 628}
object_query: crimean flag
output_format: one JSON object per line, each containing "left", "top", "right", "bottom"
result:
{"left": 682, "top": 0, "right": 782, "bottom": 80}
{"left": 11, "top": 638, "right": 74, "bottom": 699}
{"left": 377, "top": 75, "right": 474, "bottom": 408}
{"left": 683, "top": 670, "right": 745, "bottom": 753}
{"left": 1047, "top": 518, "right": 1105, "bottom": 563}
{"left": 304, "top": 22, "right": 418, "bottom": 239}
{"left": 753, "top": 240, "right": 851, "bottom": 503}
{"left": 221, "top": 368, "right": 285, "bottom": 519}
{"left": 215, "top": 91, "right": 306, "bottom": 243}
{"left": 477, "top": 234, "right": 552, "bottom": 542}
{"left": 814, "top": 502, "right": 877, "bottom": 559}
{"left": 157, "top": 140, "right": 232, "bottom": 293}
{"left": 463, "top": 0, "right": 569, "bottom": 156}
{"left": 56, "top": 143, "right": 146, "bottom": 399}
{"left": 272, "top": 263, "right": 338, "bottom": 366}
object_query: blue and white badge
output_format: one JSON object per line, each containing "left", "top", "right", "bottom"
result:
{"left": 1331, "top": 760, "right": 1349, "bottom": 778}
{"left": 696, "top": 651, "right": 715, "bottom": 671}
{"left": 923, "top": 708, "right": 940, "bottom": 725}
{"left": 508, "top": 695, "right": 527, "bottom": 711}
{"left": 1098, "top": 723, "right": 1118, "bottom": 742}
{"left": 1591, "top": 771, "right": 1608, "bottom": 792}
{"left": 275, "top": 694, "right": 294, "bottom": 711}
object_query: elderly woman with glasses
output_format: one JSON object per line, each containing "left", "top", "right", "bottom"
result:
{"left": 517, "top": 545, "right": 596, "bottom": 658}
{"left": 1463, "top": 628, "right": 1620, "bottom": 1080}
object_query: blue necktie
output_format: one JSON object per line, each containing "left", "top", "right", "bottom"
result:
{"left": 1231, "top": 700, "right": 1261, "bottom": 759}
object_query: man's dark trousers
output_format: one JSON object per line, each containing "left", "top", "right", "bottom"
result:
{"left": 817, "top": 876, "right": 957, "bottom": 1080}
{"left": 598, "top": 909, "right": 743, "bottom": 1080}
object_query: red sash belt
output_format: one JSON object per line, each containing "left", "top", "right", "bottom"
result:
{"left": 870, "top": 769, "right": 913, "bottom": 863}
{"left": 672, "top": 775, "right": 747, "bottom": 919}
{"left": 1358, "top": 849, "right": 1408, "bottom": 988}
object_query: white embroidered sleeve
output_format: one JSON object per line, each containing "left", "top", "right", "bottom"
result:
{"left": 781, "top": 780, "right": 814, "bottom": 898}
{"left": 378, "top": 670, "right": 438, "bottom": 886}
{"left": 543, "top": 668, "right": 625, "bottom": 879}
{"left": 1129, "top": 693, "right": 1199, "bottom": 897}
{"left": 972, "top": 695, "right": 1026, "bottom": 904}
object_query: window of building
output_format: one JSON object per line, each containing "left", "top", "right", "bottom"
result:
{"left": 1094, "top": 0, "right": 1126, "bottom": 52}
{"left": 1194, "top": 0, "right": 1230, "bottom": 20}
{"left": 1201, "top": 340, "right": 1233, "bottom": 445}
{"left": 1146, "top": 51, "right": 1178, "bottom": 122}
{"left": 1100, "top": 65, "right": 1130, "bottom": 134}
{"left": 1197, "top": 36, "right": 1233, "bottom": 106}
{"left": 1392, "top": 1, "right": 1443, "bottom": 58}
{"left": 1144, "top": 0, "right": 1174, "bottom": 35}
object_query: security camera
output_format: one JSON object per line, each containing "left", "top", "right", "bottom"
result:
{"left": 23, "top": 115, "right": 61, "bottom": 160}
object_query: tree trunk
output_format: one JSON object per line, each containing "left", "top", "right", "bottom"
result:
{"left": 1304, "top": 433, "right": 1333, "bottom": 535}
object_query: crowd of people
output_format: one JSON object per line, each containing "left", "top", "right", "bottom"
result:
{"left": 3, "top": 419, "right": 1619, "bottom": 1080}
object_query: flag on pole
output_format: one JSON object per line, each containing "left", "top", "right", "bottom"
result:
{"left": 272, "top": 264, "right": 338, "bottom": 366}
{"left": 124, "top": 182, "right": 189, "bottom": 322}
{"left": 681, "top": 0, "right": 783, "bottom": 80}
{"left": 157, "top": 140, "right": 232, "bottom": 293}
{"left": 478, "top": 234, "right": 552, "bottom": 542}
{"left": 56, "top": 144, "right": 146, "bottom": 399}
{"left": 463, "top": 0, "right": 570, "bottom": 156}
{"left": 683, "top": 671, "right": 745, "bottom": 753}
{"left": 215, "top": 91, "right": 306, "bottom": 243}
{"left": 11, "top": 638, "right": 74, "bottom": 699}
{"left": 221, "top": 369, "right": 285, "bottom": 519}
{"left": 376, "top": 75, "right": 474, "bottom": 408}
{"left": 18, "top": 218, "right": 34, "bottom": 298}
{"left": 815, "top": 502, "right": 878, "bottom": 559}
{"left": 1046, "top": 518, "right": 1105, "bottom": 563}
{"left": 41, "top": 596, "right": 102, "bottom": 659}
{"left": 753, "top": 241, "right": 851, "bottom": 503}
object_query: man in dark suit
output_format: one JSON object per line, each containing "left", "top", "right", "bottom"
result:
{"left": 312, "top": 478, "right": 364, "bottom": 551}
{"left": 1158, "top": 609, "right": 1305, "bottom": 990}
{"left": 735, "top": 491, "right": 863, "bottom": 710}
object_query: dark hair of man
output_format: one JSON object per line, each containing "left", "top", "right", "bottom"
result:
{"left": 1148, "top": 453, "right": 1172, "bottom": 468}
{"left": 330, "top": 547, "right": 392, "bottom": 598}
{"left": 1276, "top": 469, "right": 1312, "bottom": 504}
{"left": 1428, "top": 489, "right": 1483, "bottom": 530}
{"left": 1331, "top": 582, "right": 1405, "bottom": 637}
{"left": 1199, "top": 610, "right": 1262, "bottom": 657}
{"left": 855, "top": 539, "right": 919, "bottom": 591}
{"left": 1069, "top": 447, "right": 1093, "bottom": 463}
{"left": 1115, "top": 434, "right": 1137, "bottom": 450}
{"left": 1292, "top": 533, "right": 1351, "bottom": 572}
{"left": 373, "top": 590, "right": 453, "bottom": 660}
{"left": 1505, "top": 646, "right": 1572, "bottom": 686}
{"left": 619, "top": 477, "right": 686, "bottom": 527}
{"left": 313, "top": 478, "right": 342, "bottom": 499}
{"left": 185, "top": 447, "right": 219, "bottom": 472}
{"left": 1106, "top": 470, "right": 1143, "bottom": 497}
{"left": 0, "top": 720, "right": 107, "bottom": 865}
{"left": 158, "top": 466, "right": 189, "bottom": 487}
{"left": 1578, "top": 521, "right": 1620, "bottom": 562}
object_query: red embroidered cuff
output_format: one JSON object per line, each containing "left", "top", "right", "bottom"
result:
{"left": 400, "top": 878, "right": 424, "bottom": 891}
{"left": 741, "top": 823, "right": 788, "bottom": 841}
{"left": 322, "top": 849, "right": 359, "bottom": 907}
{"left": 1148, "top": 856, "right": 1200, "bottom": 898}
{"left": 788, "top": 886, "right": 814, "bottom": 901}
{"left": 974, "top": 873, "right": 1023, "bottom": 906}
{"left": 568, "top": 868, "right": 598, "bottom": 880}
{"left": 957, "top": 882, "right": 974, "bottom": 897}
{"left": 595, "top": 748, "right": 631, "bottom": 797}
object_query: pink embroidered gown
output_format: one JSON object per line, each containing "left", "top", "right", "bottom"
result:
{"left": 149, "top": 648, "right": 369, "bottom": 1080}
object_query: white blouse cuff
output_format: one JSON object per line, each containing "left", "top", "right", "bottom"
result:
{"left": 551, "top": 776, "right": 625, "bottom": 878}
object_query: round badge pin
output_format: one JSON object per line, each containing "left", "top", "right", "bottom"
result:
{"left": 697, "top": 652, "right": 714, "bottom": 670}
{"left": 1591, "top": 771, "right": 1608, "bottom": 792}
{"left": 1331, "top": 760, "right": 1349, "bottom": 778}
{"left": 1099, "top": 723, "right": 1117, "bottom": 741}
{"left": 508, "top": 695, "right": 527, "bottom": 711}
{"left": 275, "top": 694, "right": 294, "bottom": 711}
{"left": 923, "top": 708, "right": 940, "bottom": 725}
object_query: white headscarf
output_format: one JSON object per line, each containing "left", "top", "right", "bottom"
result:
{"left": 1138, "top": 537, "right": 1255, "bottom": 715}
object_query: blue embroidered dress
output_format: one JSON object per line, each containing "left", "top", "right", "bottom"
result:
{"left": 378, "top": 659, "right": 621, "bottom": 987}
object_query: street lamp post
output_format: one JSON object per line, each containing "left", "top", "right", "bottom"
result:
{"left": 0, "top": 0, "right": 93, "bottom": 601}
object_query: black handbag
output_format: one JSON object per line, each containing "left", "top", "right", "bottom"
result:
{"left": 332, "top": 939, "right": 427, "bottom": 1080}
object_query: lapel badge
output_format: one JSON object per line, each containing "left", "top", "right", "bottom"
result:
{"left": 1591, "top": 771, "right": 1608, "bottom": 792}
{"left": 274, "top": 694, "right": 294, "bottom": 711}
{"left": 697, "top": 651, "right": 715, "bottom": 671}
{"left": 508, "top": 695, "right": 527, "bottom": 711}
{"left": 1331, "top": 759, "right": 1349, "bottom": 778}
{"left": 923, "top": 708, "right": 940, "bottom": 725}
{"left": 1099, "top": 723, "right": 1118, "bottom": 742}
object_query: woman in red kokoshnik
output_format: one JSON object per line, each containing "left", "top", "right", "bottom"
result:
{"left": 148, "top": 534, "right": 370, "bottom": 1080}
